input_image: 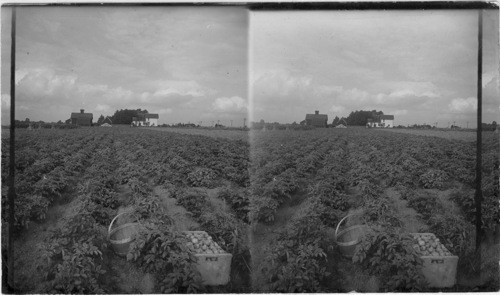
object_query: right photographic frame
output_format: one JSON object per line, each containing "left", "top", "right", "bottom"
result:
{"left": 247, "top": 3, "right": 499, "bottom": 292}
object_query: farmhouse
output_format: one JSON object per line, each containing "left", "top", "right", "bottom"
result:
{"left": 70, "top": 109, "right": 93, "bottom": 126}
{"left": 132, "top": 113, "right": 159, "bottom": 127}
{"left": 367, "top": 114, "right": 394, "bottom": 128}
{"left": 305, "top": 110, "right": 328, "bottom": 128}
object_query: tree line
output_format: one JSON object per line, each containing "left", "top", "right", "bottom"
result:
{"left": 332, "top": 110, "right": 384, "bottom": 126}
{"left": 97, "top": 109, "right": 149, "bottom": 125}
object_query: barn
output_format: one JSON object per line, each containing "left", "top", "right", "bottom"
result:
{"left": 132, "top": 113, "right": 159, "bottom": 127}
{"left": 70, "top": 109, "right": 93, "bottom": 126}
{"left": 305, "top": 111, "right": 328, "bottom": 128}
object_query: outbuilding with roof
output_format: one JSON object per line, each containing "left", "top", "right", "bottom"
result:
{"left": 70, "top": 109, "right": 93, "bottom": 126}
{"left": 305, "top": 110, "right": 328, "bottom": 128}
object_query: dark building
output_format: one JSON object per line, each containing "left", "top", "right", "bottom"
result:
{"left": 70, "top": 109, "right": 93, "bottom": 126}
{"left": 305, "top": 110, "right": 328, "bottom": 128}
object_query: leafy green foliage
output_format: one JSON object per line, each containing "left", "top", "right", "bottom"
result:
{"left": 5, "top": 122, "right": 498, "bottom": 293}
{"left": 187, "top": 168, "right": 219, "bottom": 188}
{"left": 362, "top": 197, "right": 403, "bottom": 228}
{"left": 450, "top": 188, "right": 500, "bottom": 233}
{"left": 345, "top": 110, "right": 385, "bottom": 126}
{"left": 111, "top": 108, "right": 148, "bottom": 125}
{"left": 261, "top": 213, "right": 331, "bottom": 292}
{"left": 407, "top": 193, "right": 444, "bottom": 220}
{"left": 174, "top": 189, "right": 210, "bottom": 218}
{"left": 427, "top": 214, "right": 474, "bottom": 256}
{"left": 40, "top": 208, "right": 107, "bottom": 293}
{"left": 127, "top": 220, "right": 204, "bottom": 293}
{"left": 353, "top": 229, "right": 427, "bottom": 291}
{"left": 308, "top": 180, "right": 350, "bottom": 227}
{"left": 218, "top": 186, "right": 249, "bottom": 223}
{"left": 419, "top": 169, "right": 449, "bottom": 189}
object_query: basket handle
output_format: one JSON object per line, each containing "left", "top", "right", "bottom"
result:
{"left": 108, "top": 211, "right": 133, "bottom": 235}
{"left": 335, "top": 213, "right": 364, "bottom": 240}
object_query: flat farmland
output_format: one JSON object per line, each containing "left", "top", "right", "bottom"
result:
{"left": 2, "top": 127, "right": 251, "bottom": 293}
{"left": 146, "top": 127, "right": 250, "bottom": 142}
{"left": 248, "top": 127, "right": 498, "bottom": 292}
{"left": 2, "top": 126, "right": 498, "bottom": 293}
{"left": 377, "top": 127, "right": 483, "bottom": 142}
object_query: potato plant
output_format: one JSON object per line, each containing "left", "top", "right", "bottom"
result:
{"left": 353, "top": 229, "right": 427, "bottom": 291}
{"left": 260, "top": 213, "right": 331, "bottom": 292}
{"left": 4, "top": 125, "right": 498, "bottom": 293}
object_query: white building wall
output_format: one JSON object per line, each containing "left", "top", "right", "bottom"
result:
{"left": 381, "top": 119, "right": 394, "bottom": 128}
{"left": 132, "top": 120, "right": 143, "bottom": 126}
{"left": 147, "top": 118, "right": 158, "bottom": 126}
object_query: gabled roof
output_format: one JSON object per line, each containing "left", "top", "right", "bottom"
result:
{"left": 380, "top": 115, "right": 394, "bottom": 120}
{"left": 305, "top": 113, "right": 328, "bottom": 127}
{"left": 133, "top": 113, "right": 159, "bottom": 121}
{"left": 71, "top": 112, "right": 93, "bottom": 119}
{"left": 305, "top": 114, "right": 328, "bottom": 120}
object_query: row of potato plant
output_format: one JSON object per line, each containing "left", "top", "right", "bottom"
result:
{"left": 38, "top": 137, "right": 119, "bottom": 293}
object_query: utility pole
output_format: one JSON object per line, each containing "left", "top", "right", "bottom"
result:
{"left": 8, "top": 6, "right": 16, "bottom": 290}
{"left": 243, "top": 118, "right": 246, "bottom": 128}
{"left": 475, "top": 8, "right": 483, "bottom": 256}
{"left": 230, "top": 120, "right": 233, "bottom": 127}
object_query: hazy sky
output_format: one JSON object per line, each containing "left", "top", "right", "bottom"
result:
{"left": 251, "top": 10, "right": 499, "bottom": 127}
{"left": 1, "top": 8, "right": 498, "bottom": 128}
{"left": 1, "top": 6, "right": 248, "bottom": 126}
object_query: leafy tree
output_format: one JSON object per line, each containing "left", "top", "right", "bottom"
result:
{"left": 96, "top": 115, "right": 105, "bottom": 125}
{"left": 332, "top": 116, "right": 340, "bottom": 126}
{"left": 345, "top": 110, "right": 384, "bottom": 126}
{"left": 111, "top": 109, "right": 148, "bottom": 125}
{"left": 481, "top": 121, "right": 498, "bottom": 131}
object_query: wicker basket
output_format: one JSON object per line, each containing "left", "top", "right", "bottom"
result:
{"left": 108, "top": 211, "right": 140, "bottom": 256}
{"left": 335, "top": 214, "right": 369, "bottom": 258}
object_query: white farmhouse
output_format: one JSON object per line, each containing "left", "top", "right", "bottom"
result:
{"left": 366, "top": 115, "right": 394, "bottom": 128}
{"left": 132, "top": 113, "right": 159, "bottom": 127}
{"left": 380, "top": 115, "right": 394, "bottom": 127}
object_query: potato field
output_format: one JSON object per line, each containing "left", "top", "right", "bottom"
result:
{"left": 1, "top": 126, "right": 498, "bottom": 293}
